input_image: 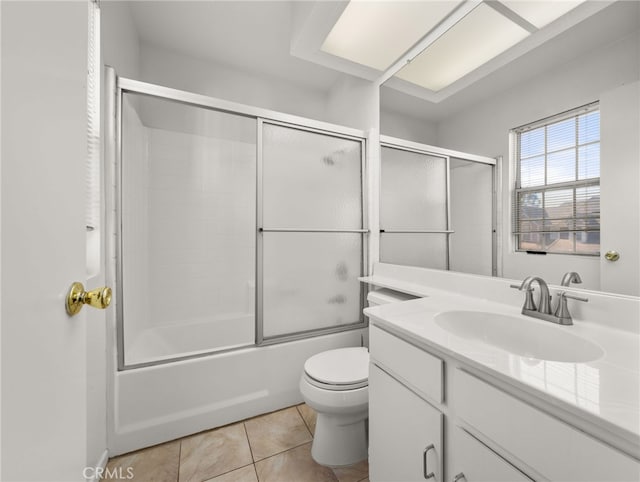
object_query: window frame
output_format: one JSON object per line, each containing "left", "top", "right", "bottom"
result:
{"left": 511, "top": 102, "right": 601, "bottom": 256}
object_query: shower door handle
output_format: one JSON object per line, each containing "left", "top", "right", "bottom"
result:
{"left": 66, "top": 282, "right": 112, "bottom": 316}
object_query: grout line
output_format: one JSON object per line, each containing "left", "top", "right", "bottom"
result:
{"left": 243, "top": 422, "right": 257, "bottom": 463}
{"left": 176, "top": 439, "right": 182, "bottom": 482}
{"left": 295, "top": 404, "right": 314, "bottom": 437}
{"left": 252, "top": 440, "right": 313, "bottom": 464}
{"left": 202, "top": 463, "right": 256, "bottom": 481}
{"left": 252, "top": 462, "right": 260, "bottom": 482}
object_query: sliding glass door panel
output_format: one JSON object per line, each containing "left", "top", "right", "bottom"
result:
{"left": 379, "top": 233, "right": 448, "bottom": 270}
{"left": 262, "top": 123, "right": 363, "bottom": 230}
{"left": 262, "top": 233, "right": 363, "bottom": 338}
{"left": 380, "top": 146, "right": 448, "bottom": 230}
{"left": 120, "top": 92, "right": 256, "bottom": 366}
{"left": 449, "top": 158, "right": 494, "bottom": 275}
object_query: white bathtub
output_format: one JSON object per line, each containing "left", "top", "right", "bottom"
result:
{"left": 125, "top": 313, "right": 255, "bottom": 366}
{"left": 108, "top": 327, "right": 366, "bottom": 455}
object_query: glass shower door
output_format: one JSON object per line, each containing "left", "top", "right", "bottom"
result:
{"left": 380, "top": 145, "right": 450, "bottom": 269}
{"left": 119, "top": 92, "right": 257, "bottom": 367}
{"left": 260, "top": 122, "right": 366, "bottom": 341}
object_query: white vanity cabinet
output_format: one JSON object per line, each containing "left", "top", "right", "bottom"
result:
{"left": 369, "top": 364, "right": 443, "bottom": 482}
{"left": 369, "top": 326, "right": 445, "bottom": 482}
{"left": 449, "top": 426, "right": 532, "bottom": 482}
{"left": 369, "top": 325, "right": 640, "bottom": 482}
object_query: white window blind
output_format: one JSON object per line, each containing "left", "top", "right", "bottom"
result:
{"left": 86, "top": 0, "right": 101, "bottom": 275}
{"left": 513, "top": 102, "right": 600, "bottom": 255}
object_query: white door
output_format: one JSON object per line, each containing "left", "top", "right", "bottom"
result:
{"left": 449, "top": 426, "right": 533, "bottom": 482}
{"left": 1, "top": 2, "right": 105, "bottom": 481}
{"left": 369, "top": 364, "right": 443, "bottom": 482}
{"left": 600, "top": 81, "right": 640, "bottom": 296}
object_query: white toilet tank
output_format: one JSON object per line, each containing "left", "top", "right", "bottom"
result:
{"left": 367, "top": 288, "right": 418, "bottom": 308}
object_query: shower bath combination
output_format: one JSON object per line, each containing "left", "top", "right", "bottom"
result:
{"left": 107, "top": 68, "right": 369, "bottom": 453}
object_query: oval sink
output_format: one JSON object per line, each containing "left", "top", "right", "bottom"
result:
{"left": 434, "top": 311, "right": 604, "bottom": 363}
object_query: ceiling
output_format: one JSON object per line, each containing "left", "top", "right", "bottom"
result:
{"left": 128, "top": 1, "right": 341, "bottom": 91}
{"left": 127, "top": 1, "right": 639, "bottom": 123}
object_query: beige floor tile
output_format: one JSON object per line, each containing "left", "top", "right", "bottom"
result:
{"left": 102, "top": 440, "right": 180, "bottom": 482}
{"left": 331, "top": 458, "right": 369, "bottom": 482}
{"left": 254, "top": 443, "right": 338, "bottom": 482}
{"left": 179, "top": 423, "right": 253, "bottom": 482}
{"left": 204, "top": 464, "right": 258, "bottom": 482}
{"left": 296, "top": 403, "right": 317, "bottom": 435}
{"left": 244, "top": 406, "right": 312, "bottom": 461}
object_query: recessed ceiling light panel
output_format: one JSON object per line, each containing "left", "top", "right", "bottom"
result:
{"left": 501, "top": 0, "right": 587, "bottom": 29}
{"left": 395, "top": 3, "right": 529, "bottom": 92}
{"left": 321, "top": 0, "right": 462, "bottom": 72}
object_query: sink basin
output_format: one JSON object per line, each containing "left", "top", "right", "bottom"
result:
{"left": 434, "top": 311, "right": 604, "bottom": 363}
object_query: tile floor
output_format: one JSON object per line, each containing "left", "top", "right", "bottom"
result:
{"left": 103, "top": 404, "right": 369, "bottom": 482}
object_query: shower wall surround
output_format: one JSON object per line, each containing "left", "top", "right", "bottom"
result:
{"left": 121, "top": 93, "right": 257, "bottom": 366}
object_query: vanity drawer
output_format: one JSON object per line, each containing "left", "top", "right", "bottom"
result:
{"left": 370, "top": 326, "right": 443, "bottom": 404}
{"left": 453, "top": 369, "right": 640, "bottom": 481}
{"left": 450, "top": 426, "right": 532, "bottom": 482}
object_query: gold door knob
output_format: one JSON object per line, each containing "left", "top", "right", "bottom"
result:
{"left": 604, "top": 250, "right": 620, "bottom": 262}
{"left": 66, "top": 282, "right": 112, "bottom": 316}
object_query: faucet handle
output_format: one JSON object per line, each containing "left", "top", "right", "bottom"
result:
{"left": 510, "top": 284, "right": 536, "bottom": 311}
{"left": 510, "top": 284, "right": 532, "bottom": 291}
{"left": 554, "top": 291, "right": 588, "bottom": 323}
{"left": 563, "top": 292, "right": 589, "bottom": 302}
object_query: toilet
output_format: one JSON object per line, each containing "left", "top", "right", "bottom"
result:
{"left": 299, "top": 288, "right": 417, "bottom": 467}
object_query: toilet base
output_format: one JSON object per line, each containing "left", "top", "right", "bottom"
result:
{"left": 311, "top": 412, "right": 368, "bottom": 467}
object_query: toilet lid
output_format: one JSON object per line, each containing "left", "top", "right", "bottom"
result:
{"left": 304, "top": 347, "right": 369, "bottom": 386}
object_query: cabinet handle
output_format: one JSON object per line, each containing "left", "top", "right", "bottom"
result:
{"left": 453, "top": 473, "right": 466, "bottom": 482}
{"left": 423, "top": 444, "right": 435, "bottom": 479}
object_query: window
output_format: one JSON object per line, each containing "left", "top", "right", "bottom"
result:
{"left": 513, "top": 103, "right": 600, "bottom": 255}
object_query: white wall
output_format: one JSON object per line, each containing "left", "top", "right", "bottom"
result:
{"left": 139, "top": 43, "right": 329, "bottom": 123}
{"left": 101, "top": 1, "right": 140, "bottom": 79}
{"left": 380, "top": 109, "right": 437, "bottom": 145}
{"left": 325, "top": 75, "right": 380, "bottom": 131}
{"left": 436, "top": 30, "right": 640, "bottom": 290}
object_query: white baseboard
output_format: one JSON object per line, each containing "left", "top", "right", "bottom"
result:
{"left": 85, "top": 449, "right": 109, "bottom": 482}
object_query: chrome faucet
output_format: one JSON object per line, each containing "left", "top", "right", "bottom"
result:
{"left": 511, "top": 276, "right": 588, "bottom": 325}
{"left": 512, "top": 276, "right": 552, "bottom": 314}
{"left": 561, "top": 271, "right": 582, "bottom": 287}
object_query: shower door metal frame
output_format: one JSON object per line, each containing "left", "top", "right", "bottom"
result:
{"left": 379, "top": 135, "right": 497, "bottom": 274}
{"left": 111, "top": 72, "right": 369, "bottom": 370}
{"left": 255, "top": 118, "right": 369, "bottom": 346}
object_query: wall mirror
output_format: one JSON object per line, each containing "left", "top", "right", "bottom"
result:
{"left": 377, "top": 0, "right": 639, "bottom": 296}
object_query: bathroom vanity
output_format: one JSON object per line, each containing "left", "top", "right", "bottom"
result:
{"left": 362, "top": 264, "right": 640, "bottom": 482}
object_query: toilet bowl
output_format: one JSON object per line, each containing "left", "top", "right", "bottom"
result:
{"left": 299, "top": 347, "right": 369, "bottom": 467}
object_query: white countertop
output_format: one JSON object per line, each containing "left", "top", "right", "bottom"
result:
{"left": 364, "top": 290, "right": 640, "bottom": 456}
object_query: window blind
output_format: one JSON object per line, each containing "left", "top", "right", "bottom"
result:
{"left": 86, "top": 0, "right": 101, "bottom": 275}
{"left": 512, "top": 102, "right": 600, "bottom": 255}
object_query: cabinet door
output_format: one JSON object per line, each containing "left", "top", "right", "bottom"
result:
{"left": 370, "top": 364, "right": 443, "bottom": 482}
{"left": 449, "top": 426, "right": 533, "bottom": 482}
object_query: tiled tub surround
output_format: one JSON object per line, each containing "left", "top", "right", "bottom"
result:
{"left": 103, "top": 404, "right": 369, "bottom": 482}
{"left": 362, "top": 263, "right": 640, "bottom": 477}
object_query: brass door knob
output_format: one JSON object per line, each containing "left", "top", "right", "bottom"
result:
{"left": 604, "top": 250, "right": 620, "bottom": 262}
{"left": 66, "top": 282, "right": 112, "bottom": 316}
